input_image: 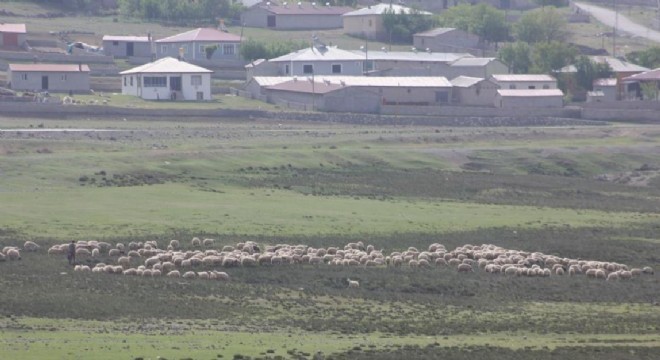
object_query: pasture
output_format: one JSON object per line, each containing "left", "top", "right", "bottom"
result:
{"left": 0, "top": 115, "right": 659, "bottom": 359}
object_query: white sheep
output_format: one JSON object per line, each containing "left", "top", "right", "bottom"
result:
{"left": 7, "top": 248, "right": 21, "bottom": 260}
{"left": 91, "top": 248, "right": 100, "bottom": 258}
{"left": 23, "top": 241, "right": 40, "bottom": 252}
{"left": 202, "top": 238, "right": 215, "bottom": 247}
{"left": 169, "top": 239, "right": 180, "bottom": 249}
{"left": 191, "top": 237, "right": 202, "bottom": 247}
{"left": 214, "top": 271, "right": 230, "bottom": 281}
{"left": 457, "top": 264, "right": 473, "bottom": 273}
{"left": 182, "top": 271, "right": 196, "bottom": 279}
{"left": 197, "top": 271, "right": 210, "bottom": 279}
{"left": 117, "top": 256, "right": 131, "bottom": 267}
{"left": 347, "top": 278, "right": 360, "bottom": 288}
{"left": 167, "top": 270, "right": 181, "bottom": 277}
{"left": 108, "top": 249, "right": 121, "bottom": 257}
{"left": 642, "top": 266, "right": 654, "bottom": 275}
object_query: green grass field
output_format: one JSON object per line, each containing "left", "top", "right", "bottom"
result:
{"left": 1, "top": 115, "right": 659, "bottom": 359}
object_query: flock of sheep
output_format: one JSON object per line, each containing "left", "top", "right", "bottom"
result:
{"left": 2, "top": 238, "right": 655, "bottom": 286}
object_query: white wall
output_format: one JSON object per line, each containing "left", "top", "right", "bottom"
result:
{"left": 121, "top": 73, "right": 211, "bottom": 101}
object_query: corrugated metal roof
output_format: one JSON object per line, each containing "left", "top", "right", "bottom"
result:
{"left": 622, "top": 68, "right": 660, "bottom": 82}
{"left": 156, "top": 28, "right": 241, "bottom": 43}
{"left": 343, "top": 4, "right": 431, "bottom": 16}
{"left": 270, "top": 46, "right": 364, "bottom": 62}
{"left": 267, "top": 79, "right": 344, "bottom": 94}
{"left": 415, "top": 28, "right": 457, "bottom": 37}
{"left": 9, "top": 63, "right": 90, "bottom": 72}
{"left": 257, "top": 3, "right": 353, "bottom": 15}
{"left": 103, "top": 35, "right": 150, "bottom": 42}
{"left": 120, "top": 57, "right": 213, "bottom": 75}
{"left": 351, "top": 50, "right": 471, "bottom": 62}
{"left": 593, "top": 78, "right": 617, "bottom": 86}
{"left": 492, "top": 74, "right": 556, "bottom": 82}
{"left": 255, "top": 76, "right": 451, "bottom": 87}
{"left": 497, "top": 89, "right": 563, "bottom": 97}
{"left": 0, "top": 23, "right": 26, "bottom": 33}
{"left": 450, "top": 76, "right": 484, "bottom": 88}
{"left": 560, "top": 56, "right": 650, "bottom": 73}
{"left": 451, "top": 57, "right": 497, "bottom": 67}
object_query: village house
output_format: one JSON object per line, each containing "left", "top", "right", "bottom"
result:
{"left": 351, "top": 50, "right": 472, "bottom": 76}
{"left": 258, "top": 45, "right": 365, "bottom": 78}
{"left": 0, "top": 23, "right": 27, "bottom": 49}
{"left": 343, "top": 4, "right": 432, "bottom": 40}
{"left": 102, "top": 35, "right": 152, "bottom": 58}
{"left": 120, "top": 57, "right": 213, "bottom": 101}
{"left": 495, "top": 89, "right": 564, "bottom": 108}
{"left": 560, "top": 56, "right": 649, "bottom": 100}
{"left": 622, "top": 68, "right": 660, "bottom": 100}
{"left": 8, "top": 63, "right": 90, "bottom": 93}
{"left": 246, "top": 75, "right": 452, "bottom": 112}
{"left": 490, "top": 74, "right": 558, "bottom": 90}
{"left": 413, "top": 28, "right": 493, "bottom": 56}
{"left": 450, "top": 76, "right": 499, "bottom": 106}
{"left": 590, "top": 78, "right": 617, "bottom": 102}
{"left": 241, "top": 2, "right": 353, "bottom": 30}
{"left": 155, "top": 28, "right": 242, "bottom": 64}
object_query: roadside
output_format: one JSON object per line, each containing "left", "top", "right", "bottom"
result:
{"left": 574, "top": 2, "right": 660, "bottom": 44}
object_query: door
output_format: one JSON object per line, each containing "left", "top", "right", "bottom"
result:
{"left": 267, "top": 15, "right": 276, "bottom": 28}
{"left": 170, "top": 76, "right": 182, "bottom": 91}
{"left": 3, "top": 33, "right": 18, "bottom": 47}
{"left": 41, "top": 76, "right": 49, "bottom": 90}
{"left": 127, "top": 42, "right": 134, "bottom": 57}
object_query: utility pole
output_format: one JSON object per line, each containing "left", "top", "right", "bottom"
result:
{"left": 612, "top": 0, "right": 617, "bottom": 56}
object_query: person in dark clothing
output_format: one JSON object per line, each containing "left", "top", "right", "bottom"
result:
{"left": 68, "top": 241, "right": 76, "bottom": 265}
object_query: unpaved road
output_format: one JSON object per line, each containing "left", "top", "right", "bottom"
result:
{"left": 575, "top": 2, "right": 660, "bottom": 44}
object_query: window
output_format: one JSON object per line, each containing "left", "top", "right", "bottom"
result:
{"left": 161, "top": 45, "right": 167, "bottom": 54}
{"left": 113, "top": 41, "right": 119, "bottom": 46}
{"left": 130, "top": 76, "right": 133, "bottom": 86}
{"left": 509, "top": 84, "right": 516, "bottom": 89}
{"left": 528, "top": 85, "right": 536, "bottom": 89}
{"left": 61, "top": 74, "right": 67, "bottom": 81}
{"left": 285, "top": 64, "right": 290, "bottom": 75}
{"left": 542, "top": 85, "right": 550, "bottom": 89}
{"left": 303, "top": 64, "right": 314, "bottom": 74}
{"left": 144, "top": 76, "right": 167, "bottom": 87}
{"left": 191, "top": 75, "right": 202, "bottom": 86}
{"left": 124, "top": 76, "right": 127, "bottom": 86}
{"left": 21, "top": 73, "right": 28, "bottom": 81}
{"left": 435, "top": 91, "right": 449, "bottom": 103}
{"left": 368, "top": 19, "right": 372, "bottom": 27}
{"left": 199, "top": 45, "right": 206, "bottom": 53}
{"left": 331, "top": 64, "right": 342, "bottom": 74}
{"left": 223, "top": 44, "right": 234, "bottom": 55}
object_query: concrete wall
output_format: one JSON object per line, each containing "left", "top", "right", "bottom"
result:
{"left": 380, "top": 104, "right": 576, "bottom": 118}
{"left": 241, "top": 7, "right": 270, "bottom": 28}
{"left": 156, "top": 41, "right": 241, "bottom": 62}
{"left": 343, "top": 15, "right": 385, "bottom": 40}
{"left": 276, "top": 60, "right": 364, "bottom": 76}
{"left": 103, "top": 40, "right": 152, "bottom": 58}
{"left": 495, "top": 94, "right": 564, "bottom": 108}
{"left": 242, "top": 8, "right": 344, "bottom": 29}
{"left": 8, "top": 70, "right": 90, "bottom": 93}
{"left": 453, "top": 81, "right": 499, "bottom": 106}
{"left": 592, "top": 85, "right": 617, "bottom": 102}
{"left": 121, "top": 73, "right": 211, "bottom": 100}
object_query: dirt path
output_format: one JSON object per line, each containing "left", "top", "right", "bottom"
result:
{"left": 575, "top": 2, "right": 660, "bottom": 44}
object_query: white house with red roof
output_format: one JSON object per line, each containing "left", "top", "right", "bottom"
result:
{"left": 0, "top": 23, "right": 27, "bottom": 49}
{"left": 155, "top": 28, "right": 242, "bottom": 63}
{"left": 8, "top": 63, "right": 90, "bottom": 93}
{"left": 241, "top": 2, "right": 354, "bottom": 30}
{"left": 120, "top": 57, "right": 213, "bottom": 101}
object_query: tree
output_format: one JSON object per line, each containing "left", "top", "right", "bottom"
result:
{"left": 533, "top": 0, "right": 569, "bottom": 7}
{"left": 240, "top": 38, "right": 308, "bottom": 62}
{"left": 440, "top": 4, "right": 509, "bottom": 46}
{"left": 626, "top": 46, "right": 660, "bottom": 69}
{"left": 532, "top": 41, "right": 577, "bottom": 73}
{"left": 640, "top": 82, "right": 659, "bottom": 100}
{"left": 382, "top": 8, "right": 437, "bottom": 43}
{"left": 515, "top": 7, "right": 568, "bottom": 44}
{"left": 575, "top": 56, "right": 613, "bottom": 91}
{"left": 498, "top": 42, "right": 532, "bottom": 74}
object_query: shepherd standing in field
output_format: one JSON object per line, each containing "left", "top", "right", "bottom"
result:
{"left": 68, "top": 241, "right": 76, "bottom": 265}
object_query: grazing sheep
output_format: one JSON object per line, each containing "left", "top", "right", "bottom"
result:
{"left": 197, "top": 271, "right": 210, "bottom": 279}
{"left": 619, "top": 270, "right": 632, "bottom": 280}
{"left": 555, "top": 268, "right": 565, "bottom": 276}
{"left": 23, "top": 241, "right": 40, "bottom": 252}
{"left": 214, "top": 271, "right": 230, "bottom": 281}
{"left": 434, "top": 258, "right": 447, "bottom": 267}
{"left": 116, "top": 243, "right": 125, "bottom": 251}
{"left": 169, "top": 239, "right": 180, "bottom": 249}
{"left": 48, "top": 246, "right": 64, "bottom": 255}
{"left": 607, "top": 272, "right": 620, "bottom": 281}
{"left": 108, "top": 249, "right": 121, "bottom": 257}
{"left": 241, "top": 257, "right": 257, "bottom": 267}
{"left": 191, "top": 237, "right": 202, "bottom": 247}
{"left": 167, "top": 270, "right": 181, "bottom": 278}
{"left": 595, "top": 269, "right": 607, "bottom": 279}
{"left": 642, "top": 266, "right": 654, "bottom": 275}
{"left": 151, "top": 269, "right": 162, "bottom": 277}
{"left": 504, "top": 267, "right": 518, "bottom": 276}
{"left": 91, "top": 248, "right": 100, "bottom": 258}
{"left": 347, "top": 278, "right": 360, "bottom": 288}
{"left": 7, "top": 249, "right": 21, "bottom": 260}
{"left": 117, "top": 256, "right": 131, "bottom": 267}
{"left": 123, "top": 268, "right": 137, "bottom": 276}
{"left": 76, "top": 248, "right": 91, "bottom": 256}
{"left": 457, "top": 264, "right": 473, "bottom": 273}
{"left": 202, "top": 238, "right": 215, "bottom": 247}
{"left": 182, "top": 271, "right": 196, "bottom": 279}
{"left": 631, "top": 268, "right": 642, "bottom": 276}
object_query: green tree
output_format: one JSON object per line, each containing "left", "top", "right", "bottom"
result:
{"left": 240, "top": 38, "right": 308, "bottom": 61}
{"left": 515, "top": 7, "right": 568, "bottom": 44}
{"left": 532, "top": 41, "right": 577, "bottom": 73}
{"left": 626, "top": 46, "right": 660, "bottom": 69}
{"left": 440, "top": 4, "right": 509, "bottom": 46}
{"left": 575, "top": 56, "right": 613, "bottom": 91}
{"left": 382, "top": 8, "right": 437, "bottom": 43}
{"left": 498, "top": 41, "right": 532, "bottom": 74}
{"left": 640, "top": 82, "right": 659, "bottom": 100}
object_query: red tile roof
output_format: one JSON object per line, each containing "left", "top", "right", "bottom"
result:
{"left": 156, "top": 28, "right": 241, "bottom": 43}
{"left": 9, "top": 64, "right": 91, "bottom": 72}
{"left": 258, "top": 4, "right": 353, "bottom": 15}
{"left": 0, "top": 23, "right": 26, "bottom": 34}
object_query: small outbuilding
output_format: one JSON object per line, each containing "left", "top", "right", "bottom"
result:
{"left": 592, "top": 78, "right": 617, "bottom": 101}
{"left": 120, "top": 57, "right": 213, "bottom": 101}
{"left": 0, "top": 23, "right": 27, "bottom": 49}
{"left": 8, "top": 63, "right": 90, "bottom": 93}
{"left": 491, "top": 74, "right": 557, "bottom": 90}
{"left": 450, "top": 76, "right": 499, "bottom": 106}
{"left": 102, "top": 35, "right": 152, "bottom": 58}
{"left": 241, "top": 3, "right": 353, "bottom": 30}
{"left": 155, "top": 28, "right": 242, "bottom": 63}
{"left": 495, "top": 89, "right": 564, "bottom": 108}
